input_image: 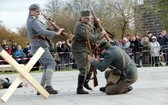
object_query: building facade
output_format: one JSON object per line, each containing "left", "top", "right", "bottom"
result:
{"left": 135, "top": 0, "right": 164, "bottom": 36}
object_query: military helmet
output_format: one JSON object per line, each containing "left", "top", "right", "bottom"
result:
{"left": 98, "top": 41, "right": 111, "bottom": 52}
{"left": 80, "top": 10, "right": 91, "bottom": 18}
{"left": 29, "top": 4, "right": 41, "bottom": 11}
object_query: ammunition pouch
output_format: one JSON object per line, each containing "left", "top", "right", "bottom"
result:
{"left": 106, "top": 72, "right": 120, "bottom": 86}
{"left": 106, "top": 69, "right": 121, "bottom": 86}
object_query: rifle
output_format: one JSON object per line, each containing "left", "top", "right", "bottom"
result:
{"left": 89, "top": 4, "right": 112, "bottom": 42}
{"left": 90, "top": 44, "right": 98, "bottom": 87}
{"left": 41, "top": 13, "right": 74, "bottom": 42}
{"left": 88, "top": 4, "right": 114, "bottom": 87}
{"left": 86, "top": 31, "right": 98, "bottom": 87}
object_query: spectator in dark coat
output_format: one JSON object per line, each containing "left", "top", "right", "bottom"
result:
{"left": 130, "top": 36, "right": 142, "bottom": 67}
{"left": 158, "top": 30, "right": 168, "bottom": 65}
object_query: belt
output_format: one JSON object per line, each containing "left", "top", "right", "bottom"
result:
{"left": 31, "top": 35, "right": 47, "bottom": 40}
{"left": 31, "top": 35, "right": 52, "bottom": 46}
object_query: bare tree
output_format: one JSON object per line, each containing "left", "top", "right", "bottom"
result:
{"left": 16, "top": 26, "right": 27, "bottom": 36}
{"left": 95, "top": 0, "right": 135, "bottom": 39}
{"left": 42, "top": 0, "right": 139, "bottom": 39}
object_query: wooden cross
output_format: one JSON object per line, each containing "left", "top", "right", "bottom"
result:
{"left": 0, "top": 47, "right": 49, "bottom": 103}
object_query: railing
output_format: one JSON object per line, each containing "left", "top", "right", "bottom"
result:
{"left": 1, "top": 45, "right": 168, "bottom": 72}
{"left": 123, "top": 45, "right": 168, "bottom": 67}
{"left": 0, "top": 52, "right": 77, "bottom": 71}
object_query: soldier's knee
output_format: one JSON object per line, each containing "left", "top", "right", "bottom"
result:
{"left": 105, "top": 70, "right": 111, "bottom": 79}
{"left": 105, "top": 89, "right": 118, "bottom": 95}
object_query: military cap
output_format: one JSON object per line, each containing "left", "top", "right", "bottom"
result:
{"left": 80, "top": 10, "right": 91, "bottom": 18}
{"left": 29, "top": 4, "right": 41, "bottom": 11}
{"left": 98, "top": 41, "right": 111, "bottom": 52}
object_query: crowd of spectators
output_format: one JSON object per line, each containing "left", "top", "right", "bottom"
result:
{"left": 1, "top": 30, "right": 168, "bottom": 70}
{"left": 116, "top": 30, "right": 168, "bottom": 67}
{"left": 0, "top": 40, "right": 31, "bottom": 64}
{"left": 0, "top": 39, "right": 77, "bottom": 70}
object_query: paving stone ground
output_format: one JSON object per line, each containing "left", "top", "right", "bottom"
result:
{"left": 0, "top": 66, "right": 168, "bottom": 105}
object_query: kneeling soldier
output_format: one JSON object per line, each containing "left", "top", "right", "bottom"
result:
{"left": 88, "top": 41, "right": 138, "bottom": 95}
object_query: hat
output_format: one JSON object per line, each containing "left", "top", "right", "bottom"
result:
{"left": 98, "top": 41, "right": 111, "bottom": 52}
{"left": 80, "top": 10, "right": 91, "bottom": 18}
{"left": 29, "top": 4, "right": 41, "bottom": 11}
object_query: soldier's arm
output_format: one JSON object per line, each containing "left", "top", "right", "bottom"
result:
{"left": 90, "top": 51, "right": 114, "bottom": 72}
{"left": 31, "top": 19, "right": 57, "bottom": 37}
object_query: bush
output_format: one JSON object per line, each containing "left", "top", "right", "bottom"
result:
{"left": 0, "top": 27, "right": 29, "bottom": 48}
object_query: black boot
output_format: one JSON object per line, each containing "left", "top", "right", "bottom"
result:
{"left": 121, "top": 86, "right": 133, "bottom": 94}
{"left": 45, "top": 86, "right": 58, "bottom": 94}
{"left": 127, "top": 86, "right": 133, "bottom": 92}
{"left": 2, "top": 78, "right": 11, "bottom": 89}
{"left": 99, "top": 86, "right": 106, "bottom": 92}
{"left": 2, "top": 82, "right": 11, "bottom": 89}
{"left": 76, "top": 75, "right": 89, "bottom": 94}
{"left": 2, "top": 82, "right": 23, "bottom": 89}
{"left": 84, "top": 73, "right": 92, "bottom": 90}
{"left": 17, "top": 83, "right": 23, "bottom": 88}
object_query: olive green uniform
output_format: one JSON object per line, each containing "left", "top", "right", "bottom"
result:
{"left": 91, "top": 44, "right": 138, "bottom": 95}
{"left": 72, "top": 21, "right": 103, "bottom": 75}
{"left": 71, "top": 19, "right": 103, "bottom": 94}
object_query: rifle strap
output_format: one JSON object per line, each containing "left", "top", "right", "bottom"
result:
{"left": 85, "top": 26, "right": 92, "bottom": 72}
{"left": 85, "top": 24, "right": 98, "bottom": 86}
{"left": 83, "top": 23, "right": 93, "bottom": 55}
{"left": 117, "top": 47, "right": 126, "bottom": 68}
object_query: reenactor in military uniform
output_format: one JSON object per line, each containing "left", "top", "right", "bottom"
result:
{"left": 0, "top": 78, "right": 23, "bottom": 89}
{"left": 26, "top": 4, "right": 64, "bottom": 94}
{"left": 71, "top": 10, "right": 106, "bottom": 94}
{"left": 88, "top": 41, "right": 138, "bottom": 95}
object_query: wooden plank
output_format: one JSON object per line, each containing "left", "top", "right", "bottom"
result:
{"left": 0, "top": 64, "right": 24, "bottom": 71}
{"left": 0, "top": 47, "right": 44, "bottom": 103}
{"left": 0, "top": 47, "right": 49, "bottom": 103}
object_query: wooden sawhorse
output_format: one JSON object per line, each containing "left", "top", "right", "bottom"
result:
{"left": 0, "top": 47, "right": 49, "bottom": 103}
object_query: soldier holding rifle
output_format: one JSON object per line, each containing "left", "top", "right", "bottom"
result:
{"left": 26, "top": 4, "right": 64, "bottom": 95}
{"left": 71, "top": 10, "right": 106, "bottom": 94}
{"left": 88, "top": 41, "right": 138, "bottom": 95}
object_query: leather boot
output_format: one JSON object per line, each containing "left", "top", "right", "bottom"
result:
{"left": 84, "top": 72, "right": 92, "bottom": 90}
{"left": 99, "top": 86, "right": 106, "bottom": 92}
{"left": 17, "top": 83, "right": 23, "bottom": 88}
{"left": 3, "top": 82, "right": 23, "bottom": 89}
{"left": 127, "top": 86, "right": 133, "bottom": 92}
{"left": 45, "top": 86, "right": 58, "bottom": 94}
{"left": 3, "top": 78, "right": 11, "bottom": 89}
{"left": 2, "top": 82, "right": 11, "bottom": 89}
{"left": 121, "top": 86, "right": 133, "bottom": 94}
{"left": 76, "top": 75, "right": 89, "bottom": 94}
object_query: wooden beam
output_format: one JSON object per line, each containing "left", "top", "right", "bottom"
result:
{"left": 0, "top": 47, "right": 49, "bottom": 103}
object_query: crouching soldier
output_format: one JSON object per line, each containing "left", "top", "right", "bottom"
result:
{"left": 0, "top": 78, "right": 23, "bottom": 89}
{"left": 88, "top": 41, "right": 138, "bottom": 95}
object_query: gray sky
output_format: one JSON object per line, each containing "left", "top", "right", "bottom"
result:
{"left": 0, "top": 0, "right": 47, "bottom": 32}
